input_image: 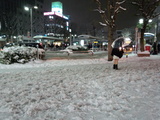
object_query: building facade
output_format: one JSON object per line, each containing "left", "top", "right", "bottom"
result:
{"left": 43, "top": 2, "right": 70, "bottom": 40}
{"left": 44, "top": 12, "right": 69, "bottom": 39}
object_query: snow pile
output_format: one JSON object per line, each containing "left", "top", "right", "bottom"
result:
{"left": 137, "top": 51, "right": 150, "bottom": 54}
{"left": 61, "top": 45, "right": 88, "bottom": 53}
{"left": 0, "top": 54, "right": 160, "bottom": 119}
{"left": 0, "top": 46, "right": 45, "bottom": 64}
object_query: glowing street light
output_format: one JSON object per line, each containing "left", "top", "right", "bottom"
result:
{"left": 24, "top": 6, "right": 29, "bottom": 11}
{"left": 139, "top": 19, "right": 143, "bottom": 24}
{"left": 139, "top": 18, "right": 152, "bottom": 24}
{"left": 149, "top": 19, "right": 152, "bottom": 23}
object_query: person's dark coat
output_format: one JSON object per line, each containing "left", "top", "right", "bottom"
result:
{"left": 111, "top": 48, "right": 124, "bottom": 58}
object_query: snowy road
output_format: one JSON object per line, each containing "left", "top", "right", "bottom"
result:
{"left": 0, "top": 54, "right": 160, "bottom": 120}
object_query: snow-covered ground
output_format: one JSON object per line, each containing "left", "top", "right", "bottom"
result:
{"left": 0, "top": 53, "right": 160, "bottom": 120}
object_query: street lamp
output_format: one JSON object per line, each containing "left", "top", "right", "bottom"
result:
{"left": 69, "top": 29, "right": 72, "bottom": 45}
{"left": 24, "top": 6, "right": 38, "bottom": 37}
{"left": 154, "top": 24, "right": 157, "bottom": 41}
{"left": 139, "top": 18, "right": 143, "bottom": 24}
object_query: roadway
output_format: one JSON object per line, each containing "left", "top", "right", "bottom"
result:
{"left": 44, "top": 50, "right": 108, "bottom": 60}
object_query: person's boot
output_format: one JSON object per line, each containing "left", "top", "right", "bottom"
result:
{"left": 113, "top": 64, "right": 116, "bottom": 69}
{"left": 115, "top": 64, "right": 118, "bottom": 70}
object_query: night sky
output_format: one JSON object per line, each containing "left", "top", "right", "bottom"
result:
{"left": 44, "top": 0, "right": 140, "bottom": 34}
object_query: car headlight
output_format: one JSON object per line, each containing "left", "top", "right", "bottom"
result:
{"left": 119, "top": 47, "right": 123, "bottom": 51}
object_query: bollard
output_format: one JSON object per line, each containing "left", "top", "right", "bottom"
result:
{"left": 91, "top": 51, "right": 94, "bottom": 56}
{"left": 36, "top": 44, "right": 39, "bottom": 60}
{"left": 67, "top": 52, "right": 70, "bottom": 56}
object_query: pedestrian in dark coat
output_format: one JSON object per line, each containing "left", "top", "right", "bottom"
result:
{"left": 111, "top": 47, "right": 124, "bottom": 70}
{"left": 111, "top": 37, "right": 131, "bottom": 69}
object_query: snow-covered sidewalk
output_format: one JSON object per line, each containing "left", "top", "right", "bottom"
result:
{"left": 0, "top": 54, "right": 160, "bottom": 120}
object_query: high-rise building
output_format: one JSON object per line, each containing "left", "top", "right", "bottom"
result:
{"left": 44, "top": 1, "right": 70, "bottom": 39}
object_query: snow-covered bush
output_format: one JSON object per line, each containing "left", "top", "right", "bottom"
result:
{"left": 61, "top": 45, "right": 88, "bottom": 53}
{"left": 67, "top": 45, "right": 88, "bottom": 51}
{"left": 0, "top": 46, "right": 44, "bottom": 64}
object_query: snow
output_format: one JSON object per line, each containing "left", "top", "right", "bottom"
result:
{"left": 60, "top": 45, "right": 88, "bottom": 54}
{"left": 0, "top": 53, "right": 160, "bottom": 120}
{"left": 99, "top": 22, "right": 107, "bottom": 27}
{"left": 0, "top": 46, "right": 45, "bottom": 64}
{"left": 137, "top": 51, "right": 150, "bottom": 54}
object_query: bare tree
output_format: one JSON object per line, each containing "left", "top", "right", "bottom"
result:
{"left": 94, "top": 0, "right": 126, "bottom": 61}
{"left": 1, "top": 12, "right": 18, "bottom": 42}
{"left": 132, "top": 0, "right": 160, "bottom": 51}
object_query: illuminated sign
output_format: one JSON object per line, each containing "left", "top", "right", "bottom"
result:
{"left": 51, "top": 1, "right": 63, "bottom": 14}
{"left": 44, "top": 12, "right": 69, "bottom": 20}
{"left": 44, "top": 1, "right": 69, "bottom": 20}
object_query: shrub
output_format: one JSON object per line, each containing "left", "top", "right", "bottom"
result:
{"left": 0, "top": 46, "right": 43, "bottom": 64}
